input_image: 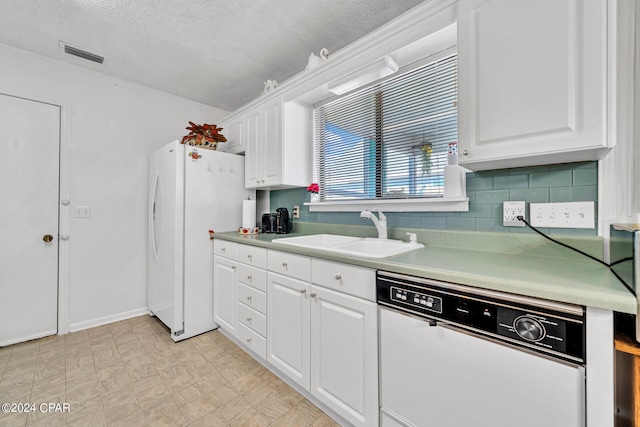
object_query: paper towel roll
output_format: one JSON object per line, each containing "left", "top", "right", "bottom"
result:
{"left": 242, "top": 199, "right": 256, "bottom": 229}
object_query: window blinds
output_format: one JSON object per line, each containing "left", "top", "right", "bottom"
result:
{"left": 314, "top": 54, "right": 457, "bottom": 201}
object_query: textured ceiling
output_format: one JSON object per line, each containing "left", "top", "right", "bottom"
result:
{"left": 0, "top": 0, "right": 425, "bottom": 111}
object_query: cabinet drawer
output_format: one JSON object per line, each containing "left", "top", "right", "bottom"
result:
{"left": 311, "top": 259, "right": 376, "bottom": 302}
{"left": 237, "top": 323, "right": 266, "bottom": 360}
{"left": 238, "top": 264, "right": 267, "bottom": 292}
{"left": 238, "top": 245, "right": 267, "bottom": 269}
{"left": 214, "top": 240, "right": 238, "bottom": 260}
{"left": 238, "top": 282, "right": 266, "bottom": 314}
{"left": 268, "top": 249, "right": 310, "bottom": 282}
{"left": 238, "top": 302, "right": 266, "bottom": 337}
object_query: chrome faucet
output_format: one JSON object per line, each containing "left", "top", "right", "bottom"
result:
{"left": 360, "top": 210, "right": 387, "bottom": 239}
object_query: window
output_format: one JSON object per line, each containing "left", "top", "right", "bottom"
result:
{"left": 313, "top": 52, "right": 466, "bottom": 212}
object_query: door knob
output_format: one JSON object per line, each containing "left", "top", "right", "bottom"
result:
{"left": 42, "top": 234, "right": 54, "bottom": 242}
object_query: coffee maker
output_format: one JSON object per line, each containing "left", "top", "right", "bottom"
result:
{"left": 275, "top": 207, "right": 291, "bottom": 234}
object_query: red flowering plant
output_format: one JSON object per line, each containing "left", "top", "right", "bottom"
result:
{"left": 307, "top": 183, "right": 320, "bottom": 194}
{"left": 180, "top": 122, "right": 227, "bottom": 150}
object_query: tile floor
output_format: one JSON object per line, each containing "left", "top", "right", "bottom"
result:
{"left": 0, "top": 316, "right": 340, "bottom": 427}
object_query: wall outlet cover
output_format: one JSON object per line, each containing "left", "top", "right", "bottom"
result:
{"left": 503, "top": 201, "right": 525, "bottom": 227}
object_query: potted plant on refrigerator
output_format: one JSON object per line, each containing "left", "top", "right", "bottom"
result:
{"left": 180, "top": 122, "right": 227, "bottom": 150}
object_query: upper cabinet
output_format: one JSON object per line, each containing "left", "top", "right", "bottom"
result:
{"left": 457, "top": 0, "right": 612, "bottom": 171}
{"left": 218, "top": 113, "right": 244, "bottom": 154}
{"left": 223, "top": 95, "right": 311, "bottom": 189}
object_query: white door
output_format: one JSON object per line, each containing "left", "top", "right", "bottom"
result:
{"left": 148, "top": 142, "right": 184, "bottom": 334}
{"left": 457, "top": 0, "right": 608, "bottom": 170}
{"left": 0, "top": 93, "right": 60, "bottom": 346}
{"left": 267, "top": 272, "right": 310, "bottom": 389}
{"left": 244, "top": 106, "right": 261, "bottom": 187}
{"left": 213, "top": 256, "right": 238, "bottom": 335}
{"left": 261, "top": 97, "right": 282, "bottom": 186}
{"left": 310, "top": 286, "right": 379, "bottom": 427}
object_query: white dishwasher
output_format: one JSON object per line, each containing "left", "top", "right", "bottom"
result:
{"left": 377, "top": 271, "right": 586, "bottom": 427}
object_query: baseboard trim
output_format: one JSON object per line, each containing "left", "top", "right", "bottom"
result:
{"left": 67, "top": 307, "right": 150, "bottom": 333}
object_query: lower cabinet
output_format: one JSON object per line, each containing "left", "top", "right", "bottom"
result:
{"left": 267, "top": 266, "right": 378, "bottom": 427}
{"left": 215, "top": 242, "right": 378, "bottom": 427}
{"left": 267, "top": 272, "right": 311, "bottom": 388}
{"left": 310, "top": 285, "right": 378, "bottom": 427}
{"left": 213, "top": 254, "right": 238, "bottom": 336}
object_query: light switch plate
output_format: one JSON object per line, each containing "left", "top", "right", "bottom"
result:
{"left": 74, "top": 206, "right": 91, "bottom": 218}
{"left": 530, "top": 202, "right": 595, "bottom": 229}
{"left": 503, "top": 201, "right": 526, "bottom": 227}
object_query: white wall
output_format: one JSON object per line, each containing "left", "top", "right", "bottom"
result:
{"left": 0, "top": 42, "right": 228, "bottom": 332}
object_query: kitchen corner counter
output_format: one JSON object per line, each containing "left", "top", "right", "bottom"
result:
{"left": 213, "top": 231, "right": 636, "bottom": 315}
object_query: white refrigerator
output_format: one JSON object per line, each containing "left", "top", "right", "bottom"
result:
{"left": 148, "top": 140, "right": 254, "bottom": 341}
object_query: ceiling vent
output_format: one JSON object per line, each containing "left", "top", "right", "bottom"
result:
{"left": 60, "top": 42, "right": 105, "bottom": 64}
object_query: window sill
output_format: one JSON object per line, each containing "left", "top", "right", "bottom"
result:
{"left": 304, "top": 197, "right": 469, "bottom": 212}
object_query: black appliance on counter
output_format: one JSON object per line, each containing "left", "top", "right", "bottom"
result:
{"left": 261, "top": 213, "right": 277, "bottom": 233}
{"left": 275, "top": 207, "right": 291, "bottom": 234}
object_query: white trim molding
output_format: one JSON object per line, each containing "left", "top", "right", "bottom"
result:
{"left": 306, "top": 197, "right": 469, "bottom": 213}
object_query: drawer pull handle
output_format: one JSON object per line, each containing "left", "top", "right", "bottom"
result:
{"left": 246, "top": 296, "right": 252, "bottom": 302}
{"left": 247, "top": 317, "right": 252, "bottom": 323}
{"left": 300, "top": 289, "right": 307, "bottom": 294}
{"left": 282, "top": 262, "right": 288, "bottom": 267}
{"left": 335, "top": 274, "right": 342, "bottom": 280}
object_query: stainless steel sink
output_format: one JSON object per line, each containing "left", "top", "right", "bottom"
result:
{"left": 271, "top": 234, "right": 424, "bottom": 258}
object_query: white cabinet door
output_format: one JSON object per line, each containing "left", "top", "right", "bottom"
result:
{"left": 213, "top": 256, "right": 237, "bottom": 336}
{"left": 244, "top": 99, "right": 283, "bottom": 188}
{"left": 310, "top": 286, "right": 378, "bottom": 427}
{"left": 267, "top": 272, "right": 311, "bottom": 389}
{"left": 458, "top": 0, "right": 609, "bottom": 171}
{"left": 244, "top": 106, "right": 261, "bottom": 188}
{"left": 262, "top": 97, "right": 283, "bottom": 187}
{"left": 219, "top": 114, "right": 244, "bottom": 154}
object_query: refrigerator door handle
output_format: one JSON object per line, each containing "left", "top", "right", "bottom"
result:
{"left": 150, "top": 171, "right": 159, "bottom": 262}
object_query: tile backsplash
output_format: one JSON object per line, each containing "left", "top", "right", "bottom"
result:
{"left": 270, "top": 162, "right": 598, "bottom": 236}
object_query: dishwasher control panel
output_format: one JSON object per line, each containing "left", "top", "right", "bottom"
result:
{"left": 377, "top": 271, "right": 585, "bottom": 364}
{"left": 390, "top": 286, "right": 442, "bottom": 313}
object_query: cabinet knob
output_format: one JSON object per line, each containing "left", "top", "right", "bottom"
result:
{"left": 310, "top": 292, "right": 317, "bottom": 299}
{"left": 335, "top": 274, "right": 342, "bottom": 280}
{"left": 282, "top": 262, "right": 288, "bottom": 267}
{"left": 246, "top": 338, "right": 252, "bottom": 343}
{"left": 462, "top": 150, "right": 469, "bottom": 155}
{"left": 247, "top": 275, "right": 252, "bottom": 281}
{"left": 232, "top": 266, "right": 236, "bottom": 271}
{"left": 221, "top": 247, "right": 226, "bottom": 252}
{"left": 247, "top": 296, "right": 252, "bottom": 302}
{"left": 247, "top": 254, "right": 252, "bottom": 260}
{"left": 300, "top": 289, "right": 307, "bottom": 294}
{"left": 247, "top": 317, "right": 252, "bottom": 323}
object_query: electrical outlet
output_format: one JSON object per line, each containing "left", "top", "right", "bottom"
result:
{"left": 292, "top": 205, "right": 300, "bottom": 219}
{"left": 530, "top": 202, "right": 595, "bottom": 229}
{"left": 503, "top": 201, "right": 525, "bottom": 227}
